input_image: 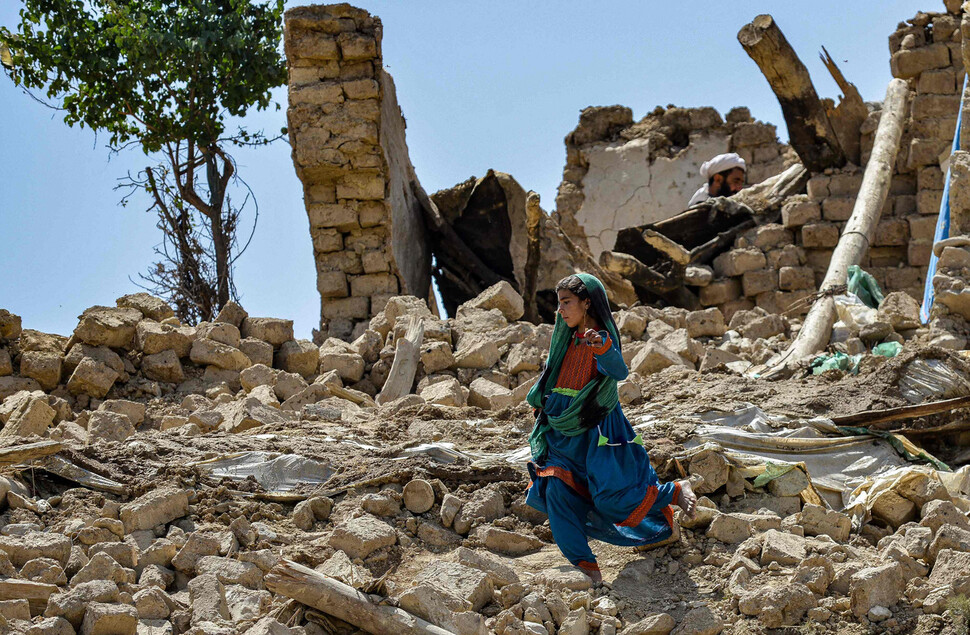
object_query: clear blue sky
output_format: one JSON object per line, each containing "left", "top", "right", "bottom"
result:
{"left": 0, "top": 1, "right": 930, "bottom": 339}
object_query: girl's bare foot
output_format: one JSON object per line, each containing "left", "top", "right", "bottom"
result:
{"left": 675, "top": 479, "right": 697, "bottom": 520}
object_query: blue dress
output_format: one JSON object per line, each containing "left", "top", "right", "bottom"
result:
{"left": 525, "top": 333, "right": 679, "bottom": 574}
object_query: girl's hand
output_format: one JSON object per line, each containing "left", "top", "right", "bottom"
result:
{"left": 584, "top": 329, "right": 603, "bottom": 347}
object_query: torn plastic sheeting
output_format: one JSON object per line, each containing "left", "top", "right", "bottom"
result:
{"left": 191, "top": 452, "right": 332, "bottom": 493}
{"left": 392, "top": 442, "right": 482, "bottom": 464}
{"left": 688, "top": 406, "right": 911, "bottom": 510}
{"left": 898, "top": 358, "right": 970, "bottom": 404}
{"left": 844, "top": 465, "right": 969, "bottom": 530}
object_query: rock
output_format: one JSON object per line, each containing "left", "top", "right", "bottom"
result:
{"left": 463, "top": 281, "right": 524, "bottom": 322}
{"left": 738, "top": 583, "right": 816, "bottom": 628}
{"left": 766, "top": 468, "right": 809, "bottom": 497}
{"left": 190, "top": 338, "right": 251, "bottom": 371}
{"left": 0, "top": 531, "right": 71, "bottom": 568}
{"left": 420, "top": 341, "right": 455, "bottom": 374}
{"left": 196, "top": 556, "right": 263, "bottom": 590}
{"left": 135, "top": 321, "right": 193, "bottom": 357}
{"left": 171, "top": 533, "right": 221, "bottom": 574}
{"left": 630, "top": 342, "right": 688, "bottom": 375}
{"left": 403, "top": 479, "right": 435, "bottom": 513}
{"left": 292, "top": 500, "right": 316, "bottom": 531}
{"left": 927, "top": 524, "right": 970, "bottom": 564}
{"left": 98, "top": 399, "right": 146, "bottom": 426}
{"left": 617, "top": 312, "right": 647, "bottom": 339}
{"left": 415, "top": 561, "right": 493, "bottom": 611}
{"left": 738, "top": 314, "right": 787, "bottom": 340}
{"left": 66, "top": 357, "right": 118, "bottom": 398}
{"left": 920, "top": 499, "right": 970, "bottom": 533}
{"left": 689, "top": 450, "right": 729, "bottom": 494}
{"left": 929, "top": 549, "right": 970, "bottom": 593}
{"left": 685, "top": 308, "right": 726, "bottom": 338}
{"left": 26, "top": 616, "right": 75, "bottom": 635}
{"left": 243, "top": 617, "right": 307, "bottom": 635}
{"left": 141, "top": 350, "right": 184, "bottom": 383}
{"left": 698, "top": 348, "right": 745, "bottom": 373}
{"left": 0, "top": 310, "right": 22, "bottom": 340}
{"left": 318, "top": 339, "right": 365, "bottom": 382}
{"left": 240, "top": 337, "right": 273, "bottom": 366}
{"left": 454, "top": 547, "right": 519, "bottom": 587}
{"left": 0, "top": 392, "right": 55, "bottom": 438}
{"left": 196, "top": 322, "right": 241, "bottom": 347}
{"left": 87, "top": 410, "right": 136, "bottom": 444}
{"left": 453, "top": 487, "right": 504, "bottom": 535}
{"left": 79, "top": 602, "right": 137, "bottom": 635}
{"left": 275, "top": 371, "right": 310, "bottom": 401}
{"left": 328, "top": 515, "right": 396, "bottom": 559}
{"left": 117, "top": 293, "right": 174, "bottom": 322}
{"left": 420, "top": 378, "right": 464, "bottom": 406}
{"left": 533, "top": 565, "right": 592, "bottom": 591}
{"left": 240, "top": 364, "right": 278, "bottom": 392}
{"left": 559, "top": 607, "right": 588, "bottom": 635}
{"left": 0, "top": 377, "right": 42, "bottom": 401}
{"left": 241, "top": 317, "right": 294, "bottom": 347}
{"left": 850, "top": 563, "right": 905, "bottom": 618}
{"left": 134, "top": 587, "right": 173, "bottom": 620}
{"left": 670, "top": 606, "right": 722, "bottom": 635}
{"left": 797, "top": 504, "right": 850, "bottom": 542}
{"left": 454, "top": 336, "right": 501, "bottom": 369}
{"left": 440, "top": 494, "right": 463, "bottom": 528}
{"left": 626, "top": 613, "right": 675, "bottom": 635}
{"left": 274, "top": 339, "right": 319, "bottom": 378}
{"left": 760, "top": 530, "right": 806, "bottom": 566}
{"left": 44, "top": 580, "right": 119, "bottom": 628}
{"left": 20, "top": 351, "right": 62, "bottom": 391}
{"left": 188, "top": 573, "right": 230, "bottom": 624}
{"left": 71, "top": 551, "right": 133, "bottom": 587}
{"left": 707, "top": 513, "right": 753, "bottom": 544}
{"left": 897, "top": 473, "right": 950, "bottom": 507}
{"left": 467, "top": 378, "right": 514, "bottom": 410}
{"left": 21, "top": 557, "right": 67, "bottom": 585}
{"left": 476, "top": 526, "right": 543, "bottom": 555}
{"left": 216, "top": 397, "right": 288, "bottom": 433}
{"left": 397, "top": 583, "right": 484, "bottom": 634}
{"left": 215, "top": 301, "right": 248, "bottom": 328}
{"left": 74, "top": 306, "right": 141, "bottom": 348}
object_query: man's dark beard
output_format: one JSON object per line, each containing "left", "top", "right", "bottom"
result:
{"left": 715, "top": 178, "right": 734, "bottom": 197}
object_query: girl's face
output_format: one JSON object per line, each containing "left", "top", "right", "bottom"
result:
{"left": 557, "top": 289, "right": 590, "bottom": 329}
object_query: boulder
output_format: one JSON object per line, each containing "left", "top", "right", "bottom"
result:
{"left": 117, "top": 293, "right": 175, "bottom": 322}
{"left": 275, "top": 340, "right": 319, "bottom": 378}
{"left": 463, "top": 281, "right": 525, "bottom": 322}
{"left": 241, "top": 317, "right": 294, "bottom": 347}
{"left": 849, "top": 563, "right": 905, "bottom": 618}
{"left": 141, "top": 350, "right": 184, "bottom": 383}
{"left": 73, "top": 306, "right": 141, "bottom": 348}
{"left": 190, "top": 338, "right": 251, "bottom": 371}
{"left": 87, "top": 410, "right": 136, "bottom": 443}
{"left": 19, "top": 351, "right": 62, "bottom": 391}
{"left": 318, "top": 339, "right": 365, "bottom": 382}
{"left": 328, "top": 516, "right": 397, "bottom": 559}
{"left": 467, "top": 378, "right": 514, "bottom": 410}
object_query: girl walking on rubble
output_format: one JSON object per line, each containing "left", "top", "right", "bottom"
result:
{"left": 525, "top": 273, "right": 696, "bottom": 582}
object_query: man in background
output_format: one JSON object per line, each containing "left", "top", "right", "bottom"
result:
{"left": 687, "top": 152, "right": 746, "bottom": 207}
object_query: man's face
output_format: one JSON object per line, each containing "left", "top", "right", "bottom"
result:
{"left": 713, "top": 168, "right": 746, "bottom": 197}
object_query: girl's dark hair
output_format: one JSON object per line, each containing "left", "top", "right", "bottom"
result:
{"left": 556, "top": 275, "right": 607, "bottom": 329}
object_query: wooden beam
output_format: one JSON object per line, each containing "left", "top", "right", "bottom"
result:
{"left": 522, "top": 191, "right": 543, "bottom": 324}
{"left": 377, "top": 316, "right": 424, "bottom": 406}
{"left": 738, "top": 15, "right": 846, "bottom": 172}
{"left": 266, "top": 560, "right": 456, "bottom": 635}
{"left": 820, "top": 46, "right": 869, "bottom": 166}
{"left": 831, "top": 395, "right": 970, "bottom": 429}
{"left": 763, "top": 79, "right": 909, "bottom": 376}
{"left": 0, "top": 440, "right": 61, "bottom": 465}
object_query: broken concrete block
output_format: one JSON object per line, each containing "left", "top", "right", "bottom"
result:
{"left": 0, "top": 393, "right": 55, "bottom": 438}
{"left": 328, "top": 515, "right": 396, "bottom": 559}
{"left": 0, "top": 531, "right": 71, "bottom": 568}
{"left": 630, "top": 342, "right": 687, "bottom": 375}
{"left": 188, "top": 573, "right": 230, "bottom": 624}
{"left": 141, "top": 350, "right": 184, "bottom": 384}
{"left": 463, "top": 281, "right": 524, "bottom": 322}
{"left": 189, "top": 338, "right": 251, "bottom": 371}
{"left": 120, "top": 489, "right": 189, "bottom": 534}
{"left": 241, "top": 317, "right": 294, "bottom": 347}
{"left": 467, "top": 378, "right": 514, "bottom": 410}
{"left": 66, "top": 358, "right": 118, "bottom": 398}
{"left": 415, "top": 560, "right": 493, "bottom": 612}
{"left": 318, "top": 339, "right": 365, "bottom": 382}
{"left": 420, "top": 378, "right": 464, "bottom": 407}
{"left": 79, "top": 601, "right": 137, "bottom": 635}
{"left": 274, "top": 339, "right": 318, "bottom": 378}
{"left": 73, "top": 306, "right": 142, "bottom": 349}
{"left": 87, "top": 410, "right": 136, "bottom": 444}
{"left": 759, "top": 529, "right": 806, "bottom": 566}
{"left": 196, "top": 556, "right": 264, "bottom": 590}
{"left": 19, "top": 351, "right": 62, "bottom": 391}
{"left": 849, "top": 563, "right": 905, "bottom": 618}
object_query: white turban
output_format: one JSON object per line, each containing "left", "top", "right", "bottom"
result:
{"left": 699, "top": 153, "right": 746, "bottom": 181}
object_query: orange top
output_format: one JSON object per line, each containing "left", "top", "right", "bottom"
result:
{"left": 553, "top": 334, "right": 612, "bottom": 391}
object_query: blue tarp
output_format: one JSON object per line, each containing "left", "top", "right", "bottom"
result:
{"left": 921, "top": 74, "right": 968, "bottom": 323}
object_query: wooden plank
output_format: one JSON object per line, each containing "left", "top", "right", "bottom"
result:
{"left": 0, "top": 579, "right": 57, "bottom": 615}
{"left": 377, "top": 316, "right": 424, "bottom": 406}
{"left": 522, "top": 191, "right": 543, "bottom": 324}
{"left": 0, "top": 440, "right": 62, "bottom": 465}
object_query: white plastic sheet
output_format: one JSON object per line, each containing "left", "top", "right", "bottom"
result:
{"left": 191, "top": 452, "right": 332, "bottom": 493}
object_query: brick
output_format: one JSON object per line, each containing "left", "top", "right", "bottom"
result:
{"left": 801, "top": 223, "right": 839, "bottom": 248}
{"left": 887, "top": 266, "right": 923, "bottom": 289}
{"left": 746, "top": 224, "right": 793, "bottom": 249}
{"left": 312, "top": 228, "right": 344, "bottom": 253}
{"left": 291, "top": 82, "right": 344, "bottom": 106}
{"left": 336, "top": 172, "right": 384, "bottom": 200}
{"left": 342, "top": 78, "right": 380, "bottom": 99}
{"left": 344, "top": 228, "right": 386, "bottom": 251}
{"left": 361, "top": 250, "right": 390, "bottom": 273}
{"left": 287, "top": 31, "right": 339, "bottom": 62}
{"left": 359, "top": 201, "right": 387, "bottom": 227}
{"left": 350, "top": 274, "right": 398, "bottom": 297}
{"left": 919, "top": 166, "right": 945, "bottom": 191}
{"left": 779, "top": 266, "right": 815, "bottom": 291}
{"left": 908, "top": 138, "right": 950, "bottom": 167}
{"left": 908, "top": 240, "right": 933, "bottom": 266}
{"left": 782, "top": 201, "right": 821, "bottom": 228}
{"left": 741, "top": 269, "right": 777, "bottom": 297}
{"left": 322, "top": 297, "right": 369, "bottom": 320}
{"left": 317, "top": 250, "right": 363, "bottom": 274}
{"left": 868, "top": 246, "right": 907, "bottom": 267}
{"left": 307, "top": 184, "right": 337, "bottom": 204}
{"left": 699, "top": 279, "right": 741, "bottom": 306}
{"left": 804, "top": 249, "right": 833, "bottom": 272}
{"left": 913, "top": 116, "right": 959, "bottom": 138}
{"left": 337, "top": 32, "right": 378, "bottom": 61}
{"left": 822, "top": 197, "right": 854, "bottom": 221}
{"left": 919, "top": 68, "right": 958, "bottom": 94}
{"left": 891, "top": 43, "right": 950, "bottom": 79}
{"left": 806, "top": 176, "right": 830, "bottom": 200}
{"left": 317, "top": 271, "right": 349, "bottom": 298}
{"left": 767, "top": 244, "right": 805, "bottom": 268}
{"left": 713, "top": 248, "right": 766, "bottom": 277}
{"left": 308, "top": 203, "right": 359, "bottom": 230}
{"left": 874, "top": 219, "right": 910, "bottom": 246}
{"left": 827, "top": 173, "right": 863, "bottom": 196}
{"left": 895, "top": 195, "right": 917, "bottom": 215}
{"left": 917, "top": 189, "right": 944, "bottom": 215}
{"left": 908, "top": 215, "right": 939, "bottom": 241}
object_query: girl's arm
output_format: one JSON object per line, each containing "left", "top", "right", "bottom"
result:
{"left": 590, "top": 331, "right": 628, "bottom": 381}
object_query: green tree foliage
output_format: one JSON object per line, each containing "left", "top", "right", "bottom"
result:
{"left": 1, "top": 0, "right": 287, "bottom": 323}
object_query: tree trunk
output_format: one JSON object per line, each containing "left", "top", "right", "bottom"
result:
{"left": 763, "top": 78, "right": 909, "bottom": 377}
{"left": 738, "top": 15, "right": 846, "bottom": 172}
{"left": 205, "top": 149, "right": 231, "bottom": 312}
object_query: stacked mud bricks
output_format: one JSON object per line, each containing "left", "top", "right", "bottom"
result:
{"left": 702, "top": 5, "right": 967, "bottom": 321}
{"left": 284, "top": 5, "right": 399, "bottom": 340}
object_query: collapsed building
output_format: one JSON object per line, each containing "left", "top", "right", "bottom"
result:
{"left": 7, "top": 2, "right": 970, "bottom": 635}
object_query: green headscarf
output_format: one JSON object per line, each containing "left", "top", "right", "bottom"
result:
{"left": 527, "top": 273, "right": 621, "bottom": 462}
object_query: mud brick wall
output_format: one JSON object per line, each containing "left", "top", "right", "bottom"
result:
{"left": 553, "top": 105, "right": 794, "bottom": 260}
{"left": 284, "top": 5, "right": 430, "bottom": 341}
